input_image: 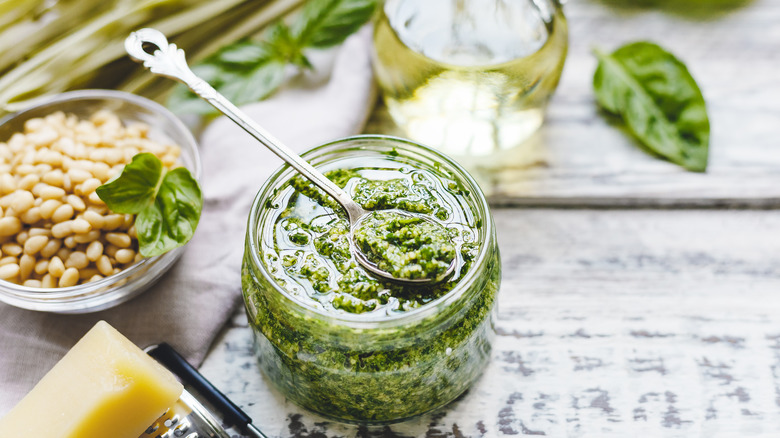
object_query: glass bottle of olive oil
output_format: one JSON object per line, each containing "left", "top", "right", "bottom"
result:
{"left": 372, "top": 0, "right": 568, "bottom": 158}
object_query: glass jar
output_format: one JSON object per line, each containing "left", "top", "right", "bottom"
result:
{"left": 241, "top": 136, "right": 500, "bottom": 424}
{"left": 372, "top": 0, "right": 568, "bottom": 159}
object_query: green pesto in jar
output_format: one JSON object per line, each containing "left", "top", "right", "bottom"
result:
{"left": 353, "top": 210, "right": 456, "bottom": 280}
{"left": 262, "top": 156, "right": 481, "bottom": 314}
{"left": 243, "top": 142, "right": 499, "bottom": 423}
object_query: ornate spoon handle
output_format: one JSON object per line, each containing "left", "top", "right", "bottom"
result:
{"left": 124, "top": 28, "right": 365, "bottom": 223}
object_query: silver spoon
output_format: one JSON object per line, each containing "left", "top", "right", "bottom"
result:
{"left": 124, "top": 28, "right": 456, "bottom": 284}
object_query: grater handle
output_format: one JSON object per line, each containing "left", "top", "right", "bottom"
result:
{"left": 146, "top": 343, "right": 268, "bottom": 438}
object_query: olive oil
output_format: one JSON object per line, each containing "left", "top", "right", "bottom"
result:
{"left": 372, "top": 0, "right": 568, "bottom": 157}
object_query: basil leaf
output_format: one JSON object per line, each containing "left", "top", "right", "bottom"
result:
{"left": 292, "top": 0, "right": 378, "bottom": 48}
{"left": 136, "top": 168, "right": 203, "bottom": 257}
{"left": 593, "top": 42, "right": 710, "bottom": 172}
{"left": 166, "top": 0, "right": 376, "bottom": 115}
{"left": 216, "top": 39, "right": 274, "bottom": 67}
{"left": 95, "top": 153, "right": 162, "bottom": 214}
{"left": 97, "top": 153, "right": 203, "bottom": 257}
{"left": 218, "top": 60, "right": 287, "bottom": 106}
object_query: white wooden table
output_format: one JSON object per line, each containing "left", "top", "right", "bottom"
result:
{"left": 200, "top": 0, "right": 780, "bottom": 436}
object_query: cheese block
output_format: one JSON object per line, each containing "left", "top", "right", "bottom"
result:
{"left": 0, "top": 321, "right": 183, "bottom": 438}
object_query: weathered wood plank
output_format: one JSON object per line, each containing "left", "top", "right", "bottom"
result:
{"left": 364, "top": 0, "right": 780, "bottom": 207}
{"left": 200, "top": 209, "right": 780, "bottom": 437}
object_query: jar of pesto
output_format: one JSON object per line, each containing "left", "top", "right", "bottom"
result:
{"left": 242, "top": 135, "right": 500, "bottom": 424}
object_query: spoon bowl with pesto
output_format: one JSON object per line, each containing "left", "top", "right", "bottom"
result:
{"left": 125, "top": 28, "right": 455, "bottom": 285}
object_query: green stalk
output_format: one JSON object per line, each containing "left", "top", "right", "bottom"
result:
{"left": 0, "top": 0, "right": 223, "bottom": 111}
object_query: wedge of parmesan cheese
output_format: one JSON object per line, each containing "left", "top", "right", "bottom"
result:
{"left": 0, "top": 321, "right": 183, "bottom": 438}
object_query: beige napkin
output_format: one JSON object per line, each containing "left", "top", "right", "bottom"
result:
{"left": 0, "top": 28, "right": 376, "bottom": 414}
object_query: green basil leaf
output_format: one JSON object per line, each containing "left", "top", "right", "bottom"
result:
{"left": 95, "top": 153, "right": 162, "bottom": 214}
{"left": 136, "top": 167, "right": 202, "bottom": 257}
{"left": 593, "top": 42, "right": 710, "bottom": 172}
{"left": 292, "top": 0, "right": 378, "bottom": 48}
{"left": 218, "top": 60, "right": 287, "bottom": 106}
{"left": 216, "top": 39, "right": 274, "bottom": 67}
{"left": 166, "top": 0, "right": 375, "bottom": 115}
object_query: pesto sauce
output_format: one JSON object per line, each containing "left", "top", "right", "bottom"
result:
{"left": 353, "top": 211, "right": 455, "bottom": 280}
{"left": 265, "top": 158, "right": 479, "bottom": 314}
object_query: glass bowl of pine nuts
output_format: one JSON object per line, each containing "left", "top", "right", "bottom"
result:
{"left": 0, "top": 89, "right": 201, "bottom": 313}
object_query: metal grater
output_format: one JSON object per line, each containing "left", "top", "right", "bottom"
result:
{"left": 141, "top": 344, "right": 268, "bottom": 438}
{"left": 141, "top": 389, "right": 231, "bottom": 438}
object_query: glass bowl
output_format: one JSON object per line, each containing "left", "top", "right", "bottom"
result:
{"left": 241, "top": 135, "right": 500, "bottom": 424}
{"left": 0, "top": 90, "right": 201, "bottom": 313}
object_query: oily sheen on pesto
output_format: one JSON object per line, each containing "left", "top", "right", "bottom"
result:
{"left": 241, "top": 136, "right": 499, "bottom": 423}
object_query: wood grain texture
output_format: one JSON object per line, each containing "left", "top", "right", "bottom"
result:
{"left": 363, "top": 0, "right": 780, "bottom": 207}
{"left": 200, "top": 209, "right": 780, "bottom": 437}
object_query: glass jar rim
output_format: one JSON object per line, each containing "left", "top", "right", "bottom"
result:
{"left": 246, "top": 134, "right": 495, "bottom": 329}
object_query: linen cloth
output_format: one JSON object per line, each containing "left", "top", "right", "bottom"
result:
{"left": 0, "top": 28, "right": 376, "bottom": 414}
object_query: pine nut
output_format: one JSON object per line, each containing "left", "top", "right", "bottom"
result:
{"left": 65, "top": 251, "right": 89, "bottom": 269}
{"left": 48, "top": 256, "right": 65, "bottom": 277}
{"left": 34, "top": 259, "right": 49, "bottom": 275}
{"left": 42, "top": 169, "right": 65, "bottom": 187}
{"left": 96, "top": 255, "right": 113, "bottom": 276}
{"left": 39, "top": 239, "right": 62, "bottom": 258}
{"left": 0, "top": 174, "right": 16, "bottom": 194}
{"left": 83, "top": 210, "right": 105, "bottom": 229}
{"left": 55, "top": 248, "right": 71, "bottom": 261}
{"left": 0, "top": 217, "right": 22, "bottom": 237}
{"left": 66, "top": 194, "right": 86, "bottom": 211}
{"left": 71, "top": 218, "right": 91, "bottom": 234}
{"left": 39, "top": 199, "right": 61, "bottom": 219}
{"left": 104, "top": 244, "right": 119, "bottom": 258}
{"left": 52, "top": 204, "right": 74, "bottom": 223}
{"left": 1, "top": 243, "right": 22, "bottom": 257}
{"left": 67, "top": 168, "right": 92, "bottom": 184}
{"left": 86, "top": 241, "right": 103, "bottom": 261}
{"left": 23, "top": 235, "right": 48, "bottom": 255}
{"left": 15, "top": 230, "right": 28, "bottom": 245}
{"left": 18, "top": 174, "right": 40, "bottom": 191}
{"left": 88, "top": 191, "right": 104, "bottom": 205}
{"left": 11, "top": 191, "right": 34, "bottom": 213}
{"left": 79, "top": 178, "right": 102, "bottom": 196}
{"left": 41, "top": 274, "right": 56, "bottom": 288}
{"left": 78, "top": 268, "right": 99, "bottom": 280}
{"left": 73, "top": 230, "right": 100, "bottom": 243}
{"left": 19, "top": 206, "right": 41, "bottom": 224}
{"left": 0, "top": 263, "right": 20, "bottom": 280}
{"left": 105, "top": 232, "right": 131, "bottom": 248}
{"left": 19, "top": 254, "right": 34, "bottom": 280}
{"left": 39, "top": 185, "right": 66, "bottom": 200}
{"left": 23, "top": 279, "right": 42, "bottom": 288}
{"left": 51, "top": 221, "right": 73, "bottom": 238}
{"left": 103, "top": 214, "right": 123, "bottom": 230}
{"left": 115, "top": 248, "right": 135, "bottom": 264}
{"left": 58, "top": 267, "right": 79, "bottom": 287}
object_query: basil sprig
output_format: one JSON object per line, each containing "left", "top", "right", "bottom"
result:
{"left": 594, "top": 42, "right": 710, "bottom": 172}
{"left": 96, "top": 153, "right": 202, "bottom": 257}
{"left": 167, "top": 0, "right": 377, "bottom": 115}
